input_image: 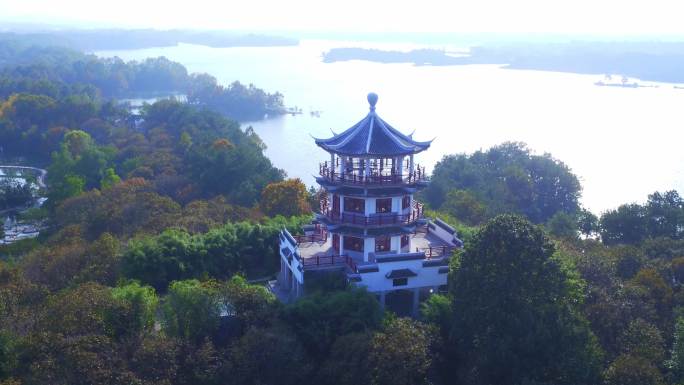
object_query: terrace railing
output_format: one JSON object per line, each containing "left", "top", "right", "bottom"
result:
{"left": 319, "top": 162, "right": 428, "bottom": 186}
{"left": 321, "top": 202, "right": 423, "bottom": 227}
{"left": 302, "top": 254, "right": 358, "bottom": 272}
{"left": 293, "top": 231, "right": 328, "bottom": 244}
{"left": 417, "top": 245, "right": 456, "bottom": 259}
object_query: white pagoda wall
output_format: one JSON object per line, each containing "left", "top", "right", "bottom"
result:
{"left": 355, "top": 260, "right": 447, "bottom": 293}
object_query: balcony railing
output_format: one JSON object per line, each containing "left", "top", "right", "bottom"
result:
{"left": 320, "top": 203, "right": 423, "bottom": 227}
{"left": 417, "top": 245, "right": 456, "bottom": 259}
{"left": 319, "top": 162, "right": 427, "bottom": 186}
{"left": 293, "top": 231, "right": 328, "bottom": 244}
{"left": 302, "top": 254, "right": 358, "bottom": 272}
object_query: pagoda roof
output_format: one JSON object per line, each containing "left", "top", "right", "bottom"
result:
{"left": 385, "top": 268, "right": 418, "bottom": 279}
{"left": 314, "top": 93, "right": 432, "bottom": 156}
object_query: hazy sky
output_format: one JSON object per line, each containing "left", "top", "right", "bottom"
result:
{"left": 2, "top": 0, "right": 684, "bottom": 34}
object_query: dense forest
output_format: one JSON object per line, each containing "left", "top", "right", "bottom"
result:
{"left": 0, "top": 34, "right": 286, "bottom": 121}
{"left": 1, "top": 35, "right": 684, "bottom": 385}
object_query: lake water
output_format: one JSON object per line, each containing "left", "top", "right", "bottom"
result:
{"left": 95, "top": 40, "right": 684, "bottom": 214}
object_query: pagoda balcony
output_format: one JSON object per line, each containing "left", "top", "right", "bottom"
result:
{"left": 280, "top": 229, "right": 358, "bottom": 272}
{"left": 320, "top": 202, "right": 424, "bottom": 227}
{"left": 301, "top": 254, "right": 358, "bottom": 272}
{"left": 319, "top": 162, "right": 428, "bottom": 186}
{"left": 279, "top": 222, "right": 461, "bottom": 278}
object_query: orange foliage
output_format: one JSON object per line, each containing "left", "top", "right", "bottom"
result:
{"left": 260, "top": 178, "right": 311, "bottom": 217}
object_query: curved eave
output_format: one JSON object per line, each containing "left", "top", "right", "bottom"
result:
{"left": 315, "top": 141, "right": 432, "bottom": 157}
{"left": 313, "top": 111, "right": 432, "bottom": 157}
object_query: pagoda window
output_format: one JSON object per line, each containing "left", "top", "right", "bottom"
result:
{"left": 393, "top": 278, "right": 408, "bottom": 287}
{"left": 343, "top": 236, "right": 364, "bottom": 252}
{"left": 375, "top": 236, "right": 391, "bottom": 252}
{"left": 344, "top": 197, "right": 365, "bottom": 213}
{"left": 402, "top": 195, "right": 411, "bottom": 210}
{"left": 376, "top": 198, "right": 392, "bottom": 213}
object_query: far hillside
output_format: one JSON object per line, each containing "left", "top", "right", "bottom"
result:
{"left": 0, "top": 33, "right": 286, "bottom": 121}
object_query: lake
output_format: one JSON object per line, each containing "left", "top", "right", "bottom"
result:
{"left": 95, "top": 40, "right": 684, "bottom": 214}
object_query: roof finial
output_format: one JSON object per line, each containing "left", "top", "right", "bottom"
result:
{"left": 367, "top": 92, "right": 378, "bottom": 111}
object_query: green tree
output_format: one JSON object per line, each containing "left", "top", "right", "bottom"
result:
{"left": 618, "top": 319, "right": 664, "bottom": 364}
{"left": 110, "top": 281, "right": 159, "bottom": 338}
{"left": 283, "top": 288, "right": 384, "bottom": 358}
{"left": 667, "top": 317, "right": 684, "bottom": 382}
{"left": 672, "top": 257, "right": 684, "bottom": 283}
{"left": 63, "top": 130, "right": 94, "bottom": 158}
{"left": 578, "top": 208, "right": 599, "bottom": 237}
{"left": 224, "top": 326, "right": 311, "bottom": 385}
{"left": 48, "top": 174, "right": 85, "bottom": 204}
{"left": 546, "top": 211, "right": 579, "bottom": 239}
{"left": 614, "top": 246, "right": 644, "bottom": 280}
{"left": 450, "top": 214, "right": 602, "bottom": 385}
{"left": 646, "top": 190, "right": 684, "bottom": 239}
{"left": 163, "top": 279, "right": 221, "bottom": 343}
{"left": 604, "top": 354, "right": 664, "bottom": 385}
{"left": 442, "top": 189, "right": 486, "bottom": 225}
{"left": 600, "top": 204, "right": 648, "bottom": 245}
{"left": 627, "top": 268, "right": 672, "bottom": 330}
{"left": 369, "top": 318, "right": 434, "bottom": 385}
{"left": 420, "top": 293, "right": 453, "bottom": 340}
{"left": 425, "top": 142, "right": 582, "bottom": 223}
{"left": 220, "top": 275, "right": 277, "bottom": 330}
{"left": 100, "top": 167, "right": 121, "bottom": 189}
{"left": 0, "top": 331, "right": 17, "bottom": 380}
{"left": 316, "top": 332, "right": 372, "bottom": 385}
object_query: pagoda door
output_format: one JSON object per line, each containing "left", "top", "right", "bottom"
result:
{"left": 332, "top": 194, "right": 340, "bottom": 217}
{"left": 332, "top": 233, "right": 340, "bottom": 253}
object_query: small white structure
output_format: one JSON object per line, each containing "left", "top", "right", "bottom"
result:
{"left": 277, "top": 93, "right": 462, "bottom": 315}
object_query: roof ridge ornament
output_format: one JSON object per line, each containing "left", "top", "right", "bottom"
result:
{"left": 367, "top": 92, "right": 378, "bottom": 111}
{"left": 314, "top": 92, "right": 432, "bottom": 156}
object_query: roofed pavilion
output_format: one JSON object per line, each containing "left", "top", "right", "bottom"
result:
{"left": 276, "top": 93, "right": 461, "bottom": 316}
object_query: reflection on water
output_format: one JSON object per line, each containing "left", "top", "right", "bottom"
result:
{"left": 96, "top": 40, "right": 684, "bottom": 213}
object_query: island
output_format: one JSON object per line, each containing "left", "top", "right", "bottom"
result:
{"left": 323, "top": 41, "right": 684, "bottom": 83}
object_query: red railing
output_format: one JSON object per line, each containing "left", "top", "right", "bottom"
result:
{"left": 293, "top": 231, "right": 328, "bottom": 244}
{"left": 302, "top": 254, "right": 358, "bottom": 272}
{"left": 417, "top": 246, "right": 455, "bottom": 259}
{"left": 321, "top": 204, "right": 423, "bottom": 227}
{"left": 319, "top": 162, "right": 427, "bottom": 186}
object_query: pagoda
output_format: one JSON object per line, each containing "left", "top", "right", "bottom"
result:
{"left": 277, "top": 93, "right": 462, "bottom": 316}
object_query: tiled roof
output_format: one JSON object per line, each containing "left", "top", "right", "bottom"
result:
{"left": 385, "top": 268, "right": 418, "bottom": 279}
{"left": 314, "top": 93, "right": 432, "bottom": 156}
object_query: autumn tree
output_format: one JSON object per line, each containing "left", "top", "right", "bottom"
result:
{"left": 260, "top": 178, "right": 311, "bottom": 217}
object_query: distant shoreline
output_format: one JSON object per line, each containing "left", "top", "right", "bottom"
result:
{"left": 2, "top": 29, "right": 299, "bottom": 51}
{"left": 322, "top": 44, "right": 684, "bottom": 84}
